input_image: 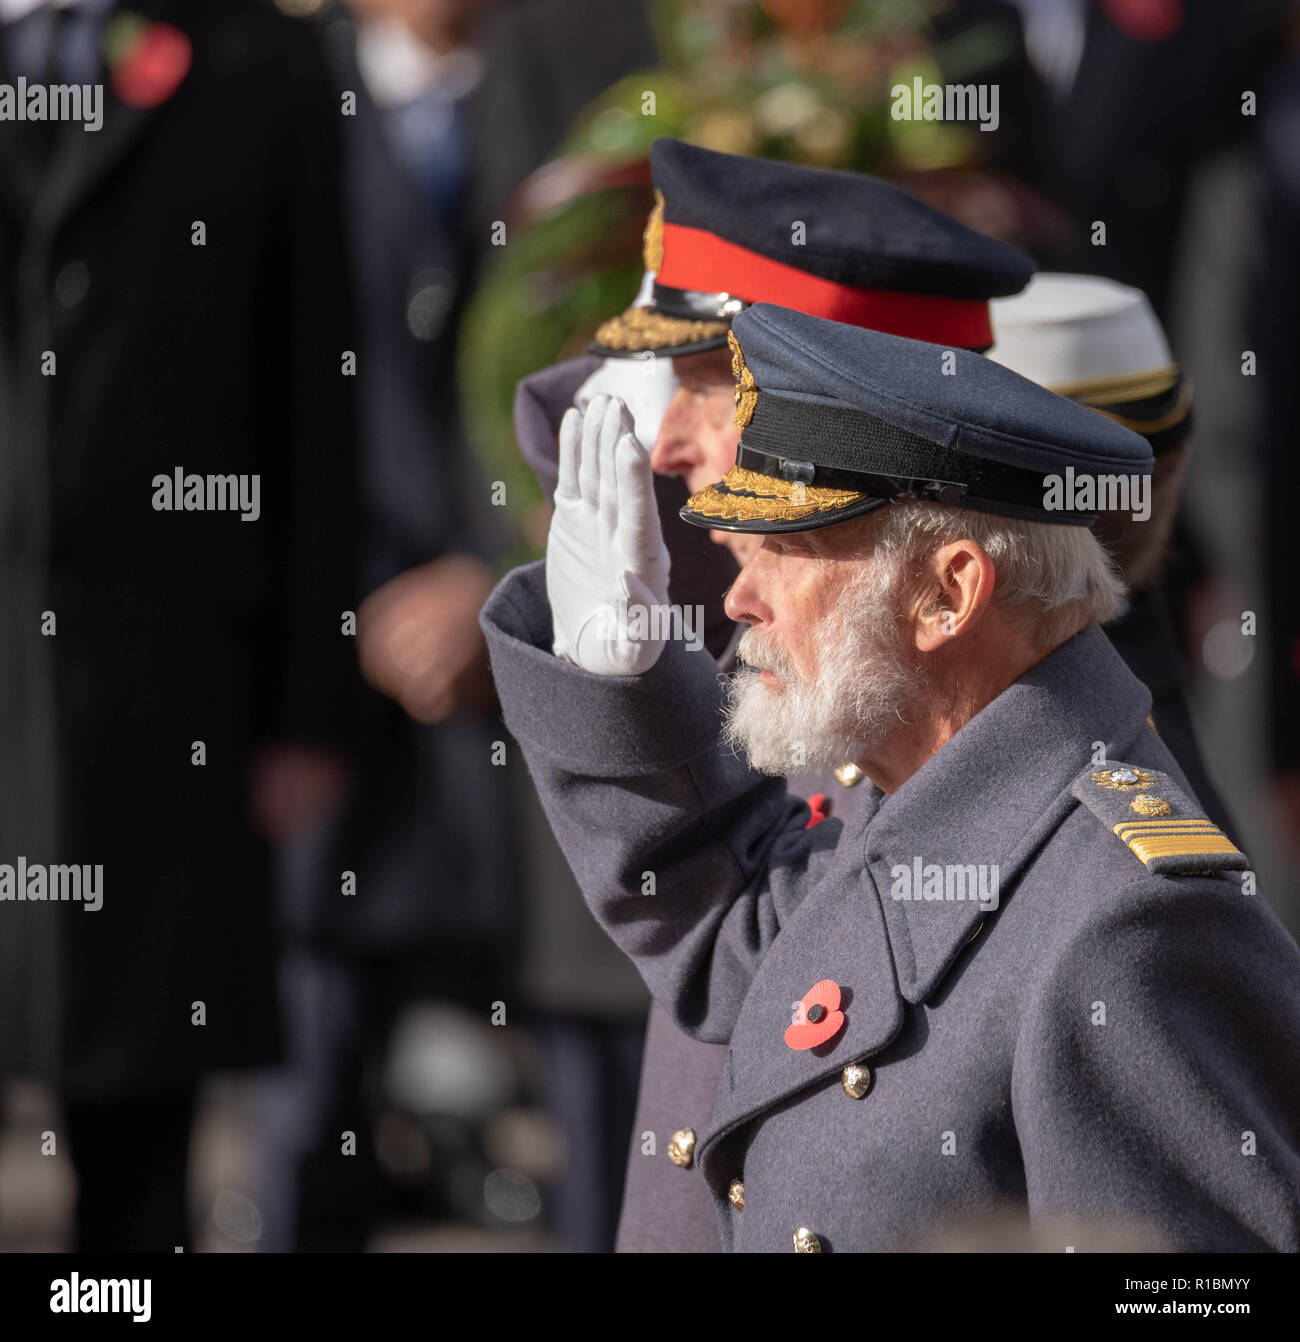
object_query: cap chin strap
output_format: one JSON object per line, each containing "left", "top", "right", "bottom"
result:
{"left": 736, "top": 444, "right": 967, "bottom": 507}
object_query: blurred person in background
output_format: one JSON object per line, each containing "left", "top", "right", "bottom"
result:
{"left": 1005, "top": 0, "right": 1299, "bottom": 932}
{"left": 986, "top": 272, "right": 1234, "bottom": 836}
{"left": 250, "top": 0, "right": 518, "bottom": 1252}
{"left": 1254, "top": 12, "right": 1300, "bottom": 860}
{"left": 0, "top": 0, "right": 358, "bottom": 1250}
{"left": 252, "top": 0, "right": 658, "bottom": 1254}
{"left": 1013, "top": 0, "right": 1279, "bottom": 312}
{"left": 467, "top": 0, "right": 655, "bottom": 252}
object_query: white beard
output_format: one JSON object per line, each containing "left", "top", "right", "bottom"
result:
{"left": 720, "top": 553, "right": 926, "bottom": 776}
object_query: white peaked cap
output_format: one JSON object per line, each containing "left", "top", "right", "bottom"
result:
{"left": 987, "top": 273, "right": 1176, "bottom": 399}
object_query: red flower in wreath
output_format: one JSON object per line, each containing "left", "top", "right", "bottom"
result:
{"left": 784, "top": 978, "right": 845, "bottom": 1051}
{"left": 105, "top": 16, "right": 192, "bottom": 109}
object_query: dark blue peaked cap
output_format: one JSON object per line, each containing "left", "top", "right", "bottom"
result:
{"left": 654, "top": 139, "right": 1034, "bottom": 299}
{"left": 590, "top": 138, "right": 1035, "bottom": 358}
{"left": 681, "top": 304, "right": 1154, "bottom": 534}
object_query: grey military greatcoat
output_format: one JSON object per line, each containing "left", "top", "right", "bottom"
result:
{"left": 482, "top": 561, "right": 1300, "bottom": 1252}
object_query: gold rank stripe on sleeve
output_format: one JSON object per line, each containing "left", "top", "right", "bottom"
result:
{"left": 1113, "top": 818, "right": 1225, "bottom": 837}
{"left": 1112, "top": 819, "right": 1243, "bottom": 867}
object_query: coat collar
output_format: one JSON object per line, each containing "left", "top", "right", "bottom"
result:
{"left": 698, "top": 624, "right": 1152, "bottom": 1184}
{"left": 865, "top": 622, "right": 1152, "bottom": 1004}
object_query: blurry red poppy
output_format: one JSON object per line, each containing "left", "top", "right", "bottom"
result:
{"left": 1100, "top": 0, "right": 1184, "bottom": 43}
{"left": 113, "top": 23, "right": 191, "bottom": 109}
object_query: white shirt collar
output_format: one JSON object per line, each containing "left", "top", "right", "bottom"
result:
{"left": 355, "top": 18, "right": 482, "bottom": 108}
{"left": 1, "top": 0, "right": 73, "bottom": 20}
{"left": 1, "top": 0, "right": 115, "bottom": 22}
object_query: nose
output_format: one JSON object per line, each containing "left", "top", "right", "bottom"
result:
{"left": 649, "top": 388, "right": 702, "bottom": 477}
{"left": 723, "top": 547, "right": 774, "bottom": 627}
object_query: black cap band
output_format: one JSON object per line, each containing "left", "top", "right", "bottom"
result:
{"left": 738, "top": 393, "right": 1100, "bottom": 524}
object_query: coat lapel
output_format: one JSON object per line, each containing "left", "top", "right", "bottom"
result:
{"left": 39, "top": 93, "right": 154, "bottom": 233}
{"left": 698, "top": 785, "right": 905, "bottom": 1174}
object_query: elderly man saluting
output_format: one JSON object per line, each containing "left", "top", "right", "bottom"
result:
{"left": 480, "top": 303, "right": 1300, "bottom": 1252}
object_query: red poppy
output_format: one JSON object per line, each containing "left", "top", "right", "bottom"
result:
{"left": 1100, "top": 0, "right": 1184, "bottom": 43}
{"left": 805, "top": 792, "right": 829, "bottom": 828}
{"left": 111, "top": 22, "right": 192, "bottom": 109}
{"left": 784, "top": 978, "right": 845, "bottom": 1050}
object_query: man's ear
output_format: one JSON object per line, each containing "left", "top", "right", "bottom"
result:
{"left": 913, "top": 539, "right": 996, "bottom": 652}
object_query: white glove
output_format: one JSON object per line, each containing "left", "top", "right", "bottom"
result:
{"left": 546, "top": 393, "right": 672, "bottom": 676}
{"left": 573, "top": 355, "right": 678, "bottom": 449}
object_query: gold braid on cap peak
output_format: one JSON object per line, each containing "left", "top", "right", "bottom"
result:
{"left": 686, "top": 465, "right": 867, "bottom": 522}
{"left": 729, "top": 331, "right": 758, "bottom": 429}
{"left": 593, "top": 306, "right": 729, "bottom": 352}
{"left": 722, "top": 465, "right": 863, "bottom": 503}
{"left": 642, "top": 190, "right": 665, "bottom": 272}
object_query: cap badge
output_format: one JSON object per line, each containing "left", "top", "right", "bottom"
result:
{"left": 728, "top": 330, "right": 758, "bottom": 429}
{"left": 642, "top": 189, "right": 665, "bottom": 273}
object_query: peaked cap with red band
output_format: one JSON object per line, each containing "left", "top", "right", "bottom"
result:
{"left": 591, "top": 138, "right": 1035, "bottom": 360}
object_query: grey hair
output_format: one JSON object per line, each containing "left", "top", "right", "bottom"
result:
{"left": 864, "top": 502, "right": 1127, "bottom": 649}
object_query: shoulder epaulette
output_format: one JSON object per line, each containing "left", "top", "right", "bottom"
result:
{"left": 1070, "top": 762, "right": 1248, "bottom": 876}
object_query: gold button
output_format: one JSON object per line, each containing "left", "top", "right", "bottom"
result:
{"left": 841, "top": 1062, "right": 872, "bottom": 1099}
{"left": 792, "top": 1226, "right": 822, "bottom": 1253}
{"left": 728, "top": 1177, "right": 745, "bottom": 1210}
{"left": 834, "top": 762, "right": 864, "bottom": 787}
{"left": 668, "top": 1127, "right": 696, "bottom": 1168}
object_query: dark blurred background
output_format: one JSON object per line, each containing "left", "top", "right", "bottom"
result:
{"left": 1, "top": 0, "right": 1296, "bottom": 1252}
